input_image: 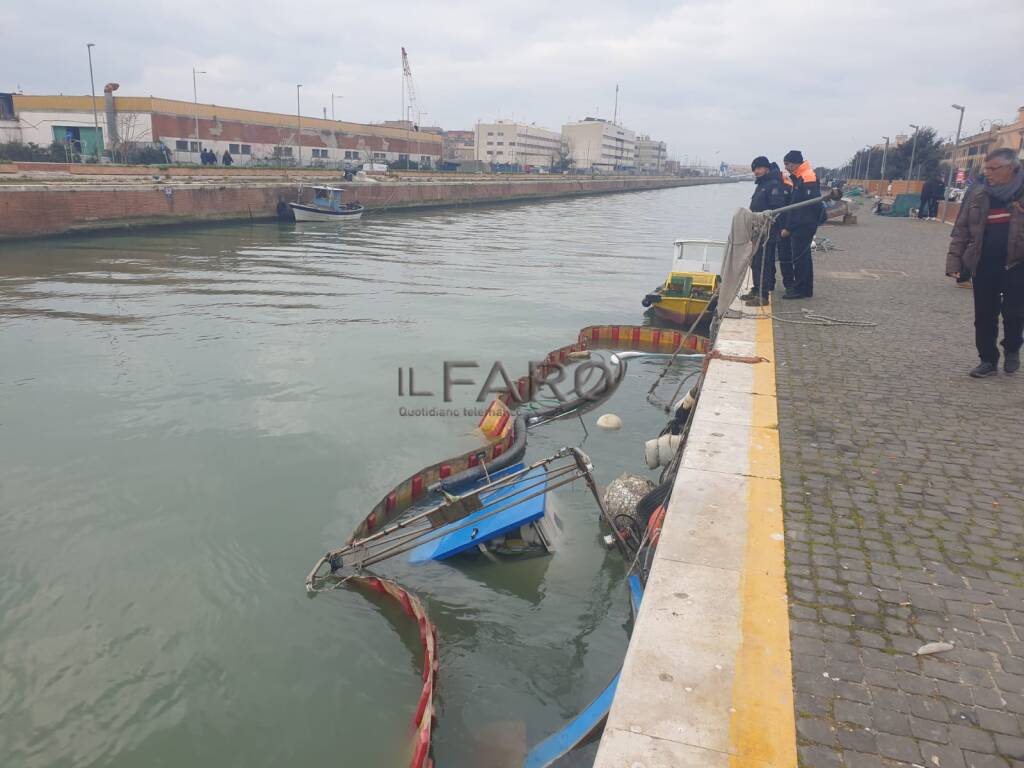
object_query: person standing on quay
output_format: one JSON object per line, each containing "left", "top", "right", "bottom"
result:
{"left": 780, "top": 150, "right": 822, "bottom": 299}
{"left": 946, "top": 148, "right": 1024, "bottom": 378}
{"left": 919, "top": 176, "right": 936, "bottom": 220}
{"left": 742, "top": 156, "right": 788, "bottom": 305}
{"left": 931, "top": 174, "right": 946, "bottom": 219}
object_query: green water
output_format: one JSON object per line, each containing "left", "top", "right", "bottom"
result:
{"left": 0, "top": 183, "right": 749, "bottom": 767}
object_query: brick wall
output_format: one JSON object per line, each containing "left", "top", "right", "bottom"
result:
{"left": 0, "top": 177, "right": 728, "bottom": 239}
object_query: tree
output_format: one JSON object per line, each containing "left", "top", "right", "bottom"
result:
{"left": 551, "top": 140, "right": 574, "bottom": 172}
{"left": 879, "top": 127, "right": 945, "bottom": 181}
{"left": 843, "top": 127, "right": 946, "bottom": 181}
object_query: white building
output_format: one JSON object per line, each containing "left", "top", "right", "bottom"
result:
{"left": 561, "top": 118, "right": 636, "bottom": 172}
{"left": 635, "top": 135, "right": 667, "bottom": 174}
{"left": 474, "top": 120, "right": 562, "bottom": 168}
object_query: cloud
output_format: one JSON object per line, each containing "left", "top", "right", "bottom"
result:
{"left": 3, "top": 0, "right": 1019, "bottom": 166}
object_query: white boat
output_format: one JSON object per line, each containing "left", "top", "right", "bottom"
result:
{"left": 289, "top": 186, "right": 365, "bottom": 222}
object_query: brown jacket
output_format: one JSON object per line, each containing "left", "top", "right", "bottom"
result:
{"left": 946, "top": 185, "right": 1024, "bottom": 275}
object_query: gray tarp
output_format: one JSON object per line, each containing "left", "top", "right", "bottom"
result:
{"left": 715, "top": 208, "right": 774, "bottom": 318}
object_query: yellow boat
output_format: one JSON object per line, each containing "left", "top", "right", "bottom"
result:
{"left": 641, "top": 239, "right": 726, "bottom": 326}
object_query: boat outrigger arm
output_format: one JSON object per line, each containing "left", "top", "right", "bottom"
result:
{"left": 306, "top": 447, "right": 627, "bottom": 590}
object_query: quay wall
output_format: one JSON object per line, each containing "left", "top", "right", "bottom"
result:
{"left": 0, "top": 176, "right": 734, "bottom": 240}
{"left": 594, "top": 301, "right": 796, "bottom": 767}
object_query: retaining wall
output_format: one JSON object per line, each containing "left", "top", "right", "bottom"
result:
{"left": 593, "top": 300, "right": 796, "bottom": 767}
{"left": 0, "top": 176, "right": 732, "bottom": 240}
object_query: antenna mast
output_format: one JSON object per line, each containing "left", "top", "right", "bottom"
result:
{"left": 613, "top": 84, "right": 619, "bottom": 124}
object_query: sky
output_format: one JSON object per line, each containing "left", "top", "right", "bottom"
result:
{"left": 3, "top": 0, "right": 1021, "bottom": 168}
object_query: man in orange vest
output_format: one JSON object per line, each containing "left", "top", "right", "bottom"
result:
{"left": 781, "top": 150, "right": 823, "bottom": 299}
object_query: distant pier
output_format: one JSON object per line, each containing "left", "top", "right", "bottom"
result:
{"left": 0, "top": 165, "right": 737, "bottom": 240}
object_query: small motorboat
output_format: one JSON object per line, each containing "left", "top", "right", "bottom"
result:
{"left": 641, "top": 239, "right": 726, "bottom": 326}
{"left": 289, "top": 185, "right": 364, "bottom": 221}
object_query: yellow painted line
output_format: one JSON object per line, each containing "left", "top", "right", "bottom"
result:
{"left": 728, "top": 305, "right": 797, "bottom": 767}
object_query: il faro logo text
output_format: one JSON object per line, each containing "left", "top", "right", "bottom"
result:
{"left": 396, "top": 359, "right": 614, "bottom": 403}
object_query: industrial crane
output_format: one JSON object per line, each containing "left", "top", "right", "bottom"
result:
{"left": 401, "top": 47, "right": 421, "bottom": 129}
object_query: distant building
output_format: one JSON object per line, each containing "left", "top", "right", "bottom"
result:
{"left": 474, "top": 120, "right": 562, "bottom": 167}
{"left": 663, "top": 159, "right": 681, "bottom": 175}
{"left": 443, "top": 130, "right": 475, "bottom": 162}
{"left": 4, "top": 93, "right": 443, "bottom": 168}
{"left": 635, "top": 135, "right": 667, "bottom": 174}
{"left": 946, "top": 106, "right": 1024, "bottom": 180}
{"left": 561, "top": 118, "right": 636, "bottom": 172}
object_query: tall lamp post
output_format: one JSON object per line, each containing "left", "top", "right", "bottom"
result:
{"left": 192, "top": 67, "right": 205, "bottom": 163}
{"left": 86, "top": 43, "right": 101, "bottom": 161}
{"left": 331, "top": 93, "right": 343, "bottom": 121}
{"left": 863, "top": 146, "right": 872, "bottom": 183}
{"left": 947, "top": 103, "right": 966, "bottom": 189}
{"left": 296, "top": 84, "right": 303, "bottom": 167}
{"left": 880, "top": 136, "right": 890, "bottom": 188}
{"left": 907, "top": 124, "right": 920, "bottom": 193}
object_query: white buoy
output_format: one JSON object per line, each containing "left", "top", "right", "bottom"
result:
{"left": 644, "top": 433, "right": 682, "bottom": 468}
{"left": 596, "top": 413, "right": 622, "bottom": 431}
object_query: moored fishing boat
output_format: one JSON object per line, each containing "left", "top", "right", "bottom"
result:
{"left": 641, "top": 239, "right": 726, "bottom": 326}
{"left": 289, "top": 185, "right": 365, "bottom": 221}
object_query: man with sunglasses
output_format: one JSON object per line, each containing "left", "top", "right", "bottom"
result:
{"left": 947, "top": 147, "right": 1024, "bottom": 377}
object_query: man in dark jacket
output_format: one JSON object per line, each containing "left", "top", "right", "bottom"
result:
{"left": 918, "top": 177, "right": 936, "bottom": 219}
{"left": 946, "top": 147, "right": 1024, "bottom": 377}
{"left": 781, "top": 150, "right": 823, "bottom": 299}
{"left": 931, "top": 176, "right": 946, "bottom": 219}
{"left": 742, "top": 156, "right": 788, "bottom": 305}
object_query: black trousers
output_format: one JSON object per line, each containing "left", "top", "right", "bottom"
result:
{"left": 751, "top": 240, "right": 777, "bottom": 296}
{"left": 973, "top": 264, "right": 1024, "bottom": 363}
{"left": 917, "top": 198, "right": 931, "bottom": 219}
{"left": 777, "top": 236, "right": 794, "bottom": 289}
{"left": 788, "top": 225, "right": 816, "bottom": 297}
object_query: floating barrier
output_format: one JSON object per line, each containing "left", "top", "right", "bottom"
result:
{"left": 307, "top": 323, "right": 710, "bottom": 767}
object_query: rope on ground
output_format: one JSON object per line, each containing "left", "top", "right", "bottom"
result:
{"left": 772, "top": 308, "right": 877, "bottom": 327}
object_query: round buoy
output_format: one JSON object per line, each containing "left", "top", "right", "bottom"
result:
{"left": 596, "top": 413, "right": 622, "bottom": 431}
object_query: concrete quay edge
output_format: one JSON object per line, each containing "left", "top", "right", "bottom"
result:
{"left": 593, "top": 303, "right": 797, "bottom": 768}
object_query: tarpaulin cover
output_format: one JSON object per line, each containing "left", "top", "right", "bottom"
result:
{"left": 715, "top": 208, "right": 773, "bottom": 318}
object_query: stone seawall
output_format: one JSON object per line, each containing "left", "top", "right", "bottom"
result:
{"left": 0, "top": 176, "right": 734, "bottom": 240}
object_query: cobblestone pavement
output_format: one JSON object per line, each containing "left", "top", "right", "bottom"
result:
{"left": 773, "top": 209, "right": 1024, "bottom": 768}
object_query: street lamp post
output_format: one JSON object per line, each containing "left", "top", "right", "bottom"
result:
{"left": 947, "top": 103, "right": 966, "bottom": 189}
{"left": 880, "top": 136, "right": 890, "bottom": 188}
{"left": 863, "top": 146, "right": 872, "bottom": 182}
{"left": 296, "top": 84, "right": 302, "bottom": 167}
{"left": 192, "top": 67, "right": 205, "bottom": 163}
{"left": 331, "top": 93, "right": 343, "bottom": 121}
{"left": 86, "top": 43, "right": 101, "bottom": 162}
{"left": 907, "top": 124, "right": 920, "bottom": 193}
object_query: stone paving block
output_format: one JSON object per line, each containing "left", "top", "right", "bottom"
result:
{"left": 774, "top": 214, "right": 1024, "bottom": 765}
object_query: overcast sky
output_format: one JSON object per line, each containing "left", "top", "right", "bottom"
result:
{"left": 3, "top": 0, "right": 1020, "bottom": 167}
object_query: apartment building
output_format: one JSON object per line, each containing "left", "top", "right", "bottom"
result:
{"left": 561, "top": 118, "right": 636, "bottom": 172}
{"left": 635, "top": 135, "right": 667, "bottom": 174}
{"left": 474, "top": 120, "right": 562, "bottom": 167}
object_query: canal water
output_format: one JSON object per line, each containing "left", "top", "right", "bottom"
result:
{"left": 0, "top": 182, "right": 749, "bottom": 768}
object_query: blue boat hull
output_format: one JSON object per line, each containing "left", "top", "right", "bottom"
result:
{"left": 407, "top": 464, "right": 548, "bottom": 564}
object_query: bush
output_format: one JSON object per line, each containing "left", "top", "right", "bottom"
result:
{"left": 0, "top": 140, "right": 64, "bottom": 162}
